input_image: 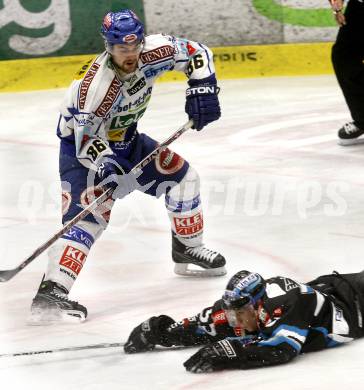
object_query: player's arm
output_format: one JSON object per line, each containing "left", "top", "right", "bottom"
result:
{"left": 183, "top": 335, "right": 298, "bottom": 373}
{"left": 124, "top": 302, "right": 234, "bottom": 354}
{"left": 168, "top": 36, "right": 220, "bottom": 131}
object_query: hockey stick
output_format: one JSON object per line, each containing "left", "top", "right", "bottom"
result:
{"left": 0, "top": 342, "right": 191, "bottom": 358}
{"left": 0, "top": 119, "right": 193, "bottom": 282}
{"left": 0, "top": 342, "right": 125, "bottom": 358}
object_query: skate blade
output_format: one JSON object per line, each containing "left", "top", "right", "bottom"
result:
{"left": 27, "top": 309, "right": 86, "bottom": 326}
{"left": 174, "top": 263, "right": 227, "bottom": 277}
{"left": 338, "top": 138, "right": 364, "bottom": 146}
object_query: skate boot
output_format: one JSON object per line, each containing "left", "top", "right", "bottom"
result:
{"left": 338, "top": 121, "right": 364, "bottom": 146}
{"left": 29, "top": 280, "right": 87, "bottom": 325}
{"left": 172, "top": 234, "right": 226, "bottom": 277}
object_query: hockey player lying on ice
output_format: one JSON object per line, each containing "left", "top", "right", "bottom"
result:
{"left": 124, "top": 270, "right": 364, "bottom": 372}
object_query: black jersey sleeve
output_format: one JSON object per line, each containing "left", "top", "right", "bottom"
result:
{"left": 164, "top": 299, "right": 239, "bottom": 346}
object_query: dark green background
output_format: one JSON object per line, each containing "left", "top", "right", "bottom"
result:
{"left": 0, "top": 0, "right": 145, "bottom": 60}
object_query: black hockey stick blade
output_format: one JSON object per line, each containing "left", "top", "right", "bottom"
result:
{"left": 0, "top": 269, "right": 19, "bottom": 282}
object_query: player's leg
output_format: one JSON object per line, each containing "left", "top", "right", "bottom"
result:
{"left": 332, "top": 1, "right": 364, "bottom": 145}
{"left": 134, "top": 134, "right": 226, "bottom": 277}
{"left": 30, "top": 154, "right": 114, "bottom": 324}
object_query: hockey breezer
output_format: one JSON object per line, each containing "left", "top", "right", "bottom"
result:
{"left": 0, "top": 120, "right": 193, "bottom": 283}
{"left": 124, "top": 269, "right": 364, "bottom": 373}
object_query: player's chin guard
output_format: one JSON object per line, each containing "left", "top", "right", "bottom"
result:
{"left": 222, "top": 270, "right": 266, "bottom": 326}
{"left": 172, "top": 233, "right": 226, "bottom": 277}
{"left": 100, "top": 9, "right": 145, "bottom": 51}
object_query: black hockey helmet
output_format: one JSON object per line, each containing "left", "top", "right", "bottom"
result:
{"left": 222, "top": 270, "right": 266, "bottom": 310}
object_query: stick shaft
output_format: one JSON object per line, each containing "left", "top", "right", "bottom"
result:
{"left": 0, "top": 342, "right": 125, "bottom": 358}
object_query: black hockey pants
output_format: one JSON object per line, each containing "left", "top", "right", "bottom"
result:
{"left": 308, "top": 271, "right": 364, "bottom": 338}
{"left": 331, "top": 0, "right": 364, "bottom": 128}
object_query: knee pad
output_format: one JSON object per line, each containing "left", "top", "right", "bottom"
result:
{"left": 166, "top": 166, "right": 200, "bottom": 205}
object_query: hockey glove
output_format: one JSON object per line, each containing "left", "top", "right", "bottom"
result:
{"left": 124, "top": 315, "right": 176, "bottom": 354}
{"left": 97, "top": 158, "right": 148, "bottom": 200}
{"left": 185, "top": 75, "right": 221, "bottom": 131}
{"left": 184, "top": 339, "right": 246, "bottom": 373}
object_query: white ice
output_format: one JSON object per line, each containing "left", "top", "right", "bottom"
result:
{"left": 1, "top": 76, "right": 364, "bottom": 390}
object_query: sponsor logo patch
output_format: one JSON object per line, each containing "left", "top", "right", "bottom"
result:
{"left": 155, "top": 148, "right": 184, "bottom": 175}
{"left": 186, "top": 42, "right": 197, "bottom": 56}
{"left": 140, "top": 45, "right": 175, "bottom": 64}
{"left": 62, "top": 226, "right": 94, "bottom": 250}
{"left": 173, "top": 212, "right": 203, "bottom": 236}
{"left": 219, "top": 340, "right": 237, "bottom": 358}
{"left": 80, "top": 186, "right": 114, "bottom": 223}
{"left": 79, "top": 63, "right": 100, "bottom": 109}
{"left": 95, "top": 77, "right": 121, "bottom": 117}
{"left": 144, "top": 64, "right": 171, "bottom": 78}
{"left": 107, "top": 129, "right": 127, "bottom": 141}
{"left": 212, "top": 310, "right": 227, "bottom": 325}
{"left": 59, "top": 245, "right": 87, "bottom": 275}
{"left": 127, "top": 77, "right": 146, "bottom": 95}
{"left": 123, "top": 34, "right": 138, "bottom": 43}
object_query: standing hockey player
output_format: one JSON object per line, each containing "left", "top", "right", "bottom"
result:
{"left": 30, "top": 9, "right": 226, "bottom": 323}
{"left": 124, "top": 269, "right": 364, "bottom": 372}
{"left": 329, "top": 0, "right": 364, "bottom": 145}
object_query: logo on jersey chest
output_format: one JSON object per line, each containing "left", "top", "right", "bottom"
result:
{"left": 127, "top": 77, "right": 146, "bottom": 95}
{"left": 109, "top": 108, "right": 147, "bottom": 136}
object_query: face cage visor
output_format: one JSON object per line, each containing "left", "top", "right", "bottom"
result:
{"left": 224, "top": 305, "right": 255, "bottom": 328}
{"left": 105, "top": 40, "right": 144, "bottom": 55}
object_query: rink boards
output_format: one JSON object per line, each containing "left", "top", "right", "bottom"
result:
{"left": 0, "top": 42, "right": 334, "bottom": 93}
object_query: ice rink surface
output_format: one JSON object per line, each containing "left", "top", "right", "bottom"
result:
{"left": 1, "top": 75, "right": 364, "bottom": 389}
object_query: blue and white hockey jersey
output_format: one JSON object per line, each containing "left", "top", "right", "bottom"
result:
{"left": 57, "top": 34, "right": 216, "bottom": 169}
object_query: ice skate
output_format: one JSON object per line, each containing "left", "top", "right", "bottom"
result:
{"left": 29, "top": 280, "right": 87, "bottom": 325}
{"left": 172, "top": 234, "right": 226, "bottom": 277}
{"left": 338, "top": 122, "right": 364, "bottom": 145}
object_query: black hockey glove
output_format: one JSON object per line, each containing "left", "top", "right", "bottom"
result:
{"left": 185, "top": 75, "right": 221, "bottom": 131}
{"left": 124, "top": 315, "right": 176, "bottom": 354}
{"left": 184, "top": 339, "right": 245, "bottom": 373}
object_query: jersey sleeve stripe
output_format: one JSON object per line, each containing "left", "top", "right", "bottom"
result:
{"left": 258, "top": 335, "right": 302, "bottom": 353}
